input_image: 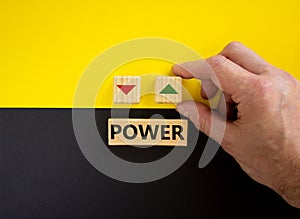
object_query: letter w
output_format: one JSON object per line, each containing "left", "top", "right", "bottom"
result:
{"left": 138, "top": 125, "right": 159, "bottom": 140}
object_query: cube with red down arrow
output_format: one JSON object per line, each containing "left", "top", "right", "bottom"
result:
{"left": 114, "top": 76, "right": 140, "bottom": 104}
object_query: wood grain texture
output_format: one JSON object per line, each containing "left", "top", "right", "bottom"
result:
{"left": 155, "top": 76, "right": 182, "bottom": 103}
{"left": 114, "top": 76, "right": 140, "bottom": 104}
{"left": 108, "top": 118, "right": 188, "bottom": 146}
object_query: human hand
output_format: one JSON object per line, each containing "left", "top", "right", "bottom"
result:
{"left": 172, "top": 42, "right": 300, "bottom": 208}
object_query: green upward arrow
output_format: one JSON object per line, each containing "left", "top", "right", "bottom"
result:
{"left": 160, "top": 84, "right": 178, "bottom": 94}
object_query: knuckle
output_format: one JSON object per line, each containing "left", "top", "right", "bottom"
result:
{"left": 198, "top": 119, "right": 209, "bottom": 134}
{"left": 221, "top": 140, "right": 231, "bottom": 152}
{"left": 260, "top": 65, "right": 276, "bottom": 75}
{"left": 253, "top": 77, "right": 274, "bottom": 93}
{"left": 259, "top": 67, "right": 299, "bottom": 94}
{"left": 250, "top": 77, "right": 276, "bottom": 103}
{"left": 281, "top": 71, "right": 299, "bottom": 89}
{"left": 224, "top": 41, "right": 242, "bottom": 51}
{"left": 221, "top": 137, "right": 236, "bottom": 155}
{"left": 207, "top": 54, "right": 227, "bottom": 69}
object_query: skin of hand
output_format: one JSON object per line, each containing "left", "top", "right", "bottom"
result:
{"left": 172, "top": 42, "right": 300, "bottom": 208}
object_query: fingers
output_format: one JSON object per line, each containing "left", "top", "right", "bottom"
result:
{"left": 172, "top": 60, "right": 212, "bottom": 81}
{"left": 172, "top": 42, "right": 266, "bottom": 97}
{"left": 216, "top": 94, "right": 238, "bottom": 120}
{"left": 173, "top": 55, "right": 253, "bottom": 96}
{"left": 220, "top": 41, "right": 270, "bottom": 74}
{"left": 171, "top": 64, "right": 195, "bottom": 79}
{"left": 172, "top": 64, "right": 218, "bottom": 99}
{"left": 176, "top": 101, "right": 211, "bottom": 135}
{"left": 176, "top": 101, "right": 236, "bottom": 146}
{"left": 205, "top": 55, "right": 253, "bottom": 95}
{"left": 201, "top": 80, "right": 218, "bottom": 99}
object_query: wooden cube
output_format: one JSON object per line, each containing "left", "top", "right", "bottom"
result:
{"left": 114, "top": 76, "right": 140, "bottom": 104}
{"left": 155, "top": 76, "right": 182, "bottom": 103}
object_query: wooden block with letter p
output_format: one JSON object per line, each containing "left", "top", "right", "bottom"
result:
{"left": 155, "top": 76, "right": 182, "bottom": 103}
{"left": 114, "top": 76, "right": 140, "bottom": 104}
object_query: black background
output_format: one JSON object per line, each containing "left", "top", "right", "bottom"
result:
{"left": 0, "top": 109, "right": 299, "bottom": 218}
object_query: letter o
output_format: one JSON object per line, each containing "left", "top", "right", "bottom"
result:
{"left": 123, "top": 124, "right": 138, "bottom": 140}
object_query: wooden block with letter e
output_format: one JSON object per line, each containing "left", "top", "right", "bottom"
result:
{"left": 155, "top": 76, "right": 182, "bottom": 103}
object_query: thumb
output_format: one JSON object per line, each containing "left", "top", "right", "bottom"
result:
{"left": 176, "top": 101, "right": 212, "bottom": 137}
{"left": 176, "top": 101, "right": 236, "bottom": 148}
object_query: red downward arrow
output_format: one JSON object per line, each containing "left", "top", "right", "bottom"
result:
{"left": 117, "top": 85, "right": 136, "bottom": 95}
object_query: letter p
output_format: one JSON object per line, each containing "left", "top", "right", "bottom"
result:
{"left": 111, "top": 124, "right": 122, "bottom": 139}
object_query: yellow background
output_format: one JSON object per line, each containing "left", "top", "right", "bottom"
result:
{"left": 0, "top": 0, "right": 299, "bottom": 108}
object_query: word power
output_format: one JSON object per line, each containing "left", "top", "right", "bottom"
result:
{"left": 108, "top": 119, "right": 188, "bottom": 146}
